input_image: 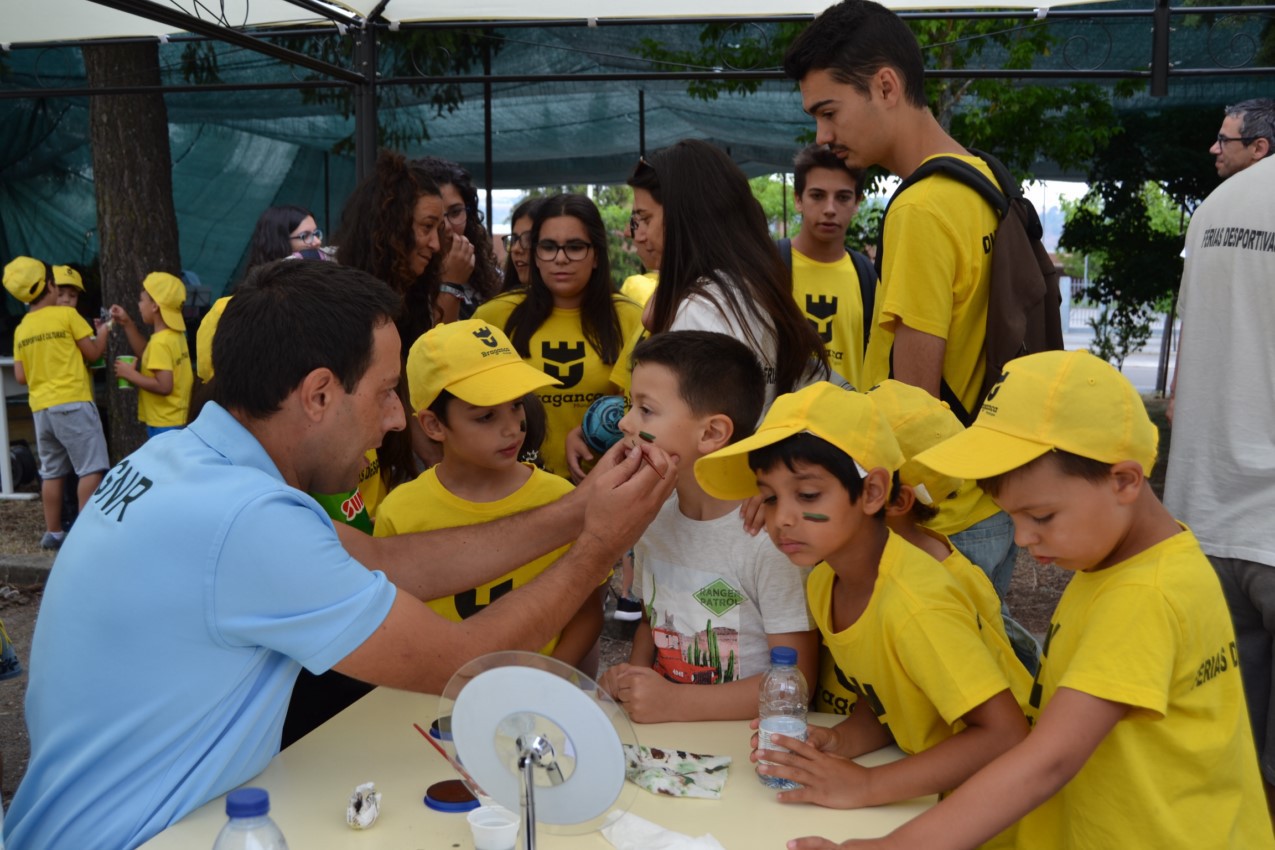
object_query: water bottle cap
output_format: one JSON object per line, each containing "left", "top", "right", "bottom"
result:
{"left": 770, "top": 646, "right": 797, "bottom": 666}
{"left": 225, "top": 787, "right": 270, "bottom": 818}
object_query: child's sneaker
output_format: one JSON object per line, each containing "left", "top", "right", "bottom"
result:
{"left": 614, "top": 595, "right": 644, "bottom": 622}
{"left": 40, "top": 531, "right": 64, "bottom": 550}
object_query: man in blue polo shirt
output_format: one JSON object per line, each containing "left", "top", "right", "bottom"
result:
{"left": 5, "top": 260, "right": 676, "bottom": 850}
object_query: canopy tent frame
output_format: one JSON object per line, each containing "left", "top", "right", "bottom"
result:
{"left": 7, "top": 1, "right": 1275, "bottom": 190}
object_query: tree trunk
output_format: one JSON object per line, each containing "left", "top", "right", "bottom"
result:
{"left": 83, "top": 42, "right": 182, "bottom": 461}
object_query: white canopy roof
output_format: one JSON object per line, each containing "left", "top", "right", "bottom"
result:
{"left": 7, "top": 0, "right": 1108, "bottom": 46}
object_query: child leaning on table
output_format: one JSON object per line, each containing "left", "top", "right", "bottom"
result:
{"left": 693, "top": 382, "right": 1031, "bottom": 841}
{"left": 789, "top": 350, "right": 1274, "bottom": 850}
{"left": 373, "top": 320, "right": 604, "bottom": 671}
{"left": 111, "top": 272, "right": 193, "bottom": 438}
{"left": 598, "top": 331, "right": 819, "bottom": 723}
{"left": 808, "top": 379, "right": 1029, "bottom": 719}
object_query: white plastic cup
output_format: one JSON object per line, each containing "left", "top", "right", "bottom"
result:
{"left": 467, "top": 804, "right": 520, "bottom": 850}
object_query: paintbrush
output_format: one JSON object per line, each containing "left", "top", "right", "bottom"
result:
{"left": 412, "top": 722, "right": 489, "bottom": 797}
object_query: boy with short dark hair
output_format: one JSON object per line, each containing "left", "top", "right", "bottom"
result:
{"left": 789, "top": 143, "right": 872, "bottom": 391}
{"left": 374, "top": 319, "right": 603, "bottom": 670}
{"left": 111, "top": 272, "right": 193, "bottom": 437}
{"left": 5, "top": 256, "right": 109, "bottom": 549}
{"left": 694, "top": 381, "right": 1029, "bottom": 827}
{"left": 803, "top": 350, "right": 1273, "bottom": 850}
{"left": 598, "top": 331, "right": 818, "bottom": 723}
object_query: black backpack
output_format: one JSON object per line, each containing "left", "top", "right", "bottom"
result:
{"left": 877, "top": 148, "right": 1064, "bottom": 425}
{"left": 776, "top": 237, "right": 878, "bottom": 355}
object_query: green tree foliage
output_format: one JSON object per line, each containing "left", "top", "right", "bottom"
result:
{"left": 635, "top": 18, "right": 1118, "bottom": 178}
{"left": 1058, "top": 107, "right": 1218, "bottom": 368}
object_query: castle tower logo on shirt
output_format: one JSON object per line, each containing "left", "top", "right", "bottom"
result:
{"left": 541, "top": 341, "right": 586, "bottom": 388}
{"left": 472, "top": 327, "right": 498, "bottom": 348}
{"left": 804, "top": 294, "right": 838, "bottom": 344}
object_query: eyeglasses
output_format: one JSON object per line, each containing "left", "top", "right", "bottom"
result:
{"left": 444, "top": 205, "right": 470, "bottom": 224}
{"left": 502, "top": 231, "right": 532, "bottom": 251}
{"left": 535, "top": 240, "right": 593, "bottom": 262}
{"left": 290, "top": 228, "right": 322, "bottom": 244}
{"left": 1216, "top": 133, "right": 1261, "bottom": 146}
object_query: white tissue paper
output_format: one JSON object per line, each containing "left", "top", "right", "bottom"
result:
{"left": 346, "top": 781, "right": 381, "bottom": 829}
{"left": 601, "top": 811, "right": 725, "bottom": 850}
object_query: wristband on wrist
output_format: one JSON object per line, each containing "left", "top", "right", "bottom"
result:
{"left": 439, "top": 283, "right": 467, "bottom": 299}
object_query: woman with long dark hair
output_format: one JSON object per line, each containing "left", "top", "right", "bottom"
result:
{"left": 416, "top": 156, "right": 503, "bottom": 322}
{"left": 246, "top": 204, "right": 324, "bottom": 270}
{"left": 628, "top": 139, "right": 830, "bottom": 407}
{"left": 475, "top": 193, "right": 643, "bottom": 480}
{"left": 500, "top": 196, "right": 544, "bottom": 292}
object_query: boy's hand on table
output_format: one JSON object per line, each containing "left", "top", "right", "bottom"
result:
{"left": 753, "top": 732, "right": 873, "bottom": 809}
{"left": 600, "top": 664, "right": 678, "bottom": 723}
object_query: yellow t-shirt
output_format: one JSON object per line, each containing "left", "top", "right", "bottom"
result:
{"left": 791, "top": 248, "right": 865, "bottom": 390}
{"left": 475, "top": 293, "right": 644, "bottom": 478}
{"left": 864, "top": 154, "right": 1000, "bottom": 417}
{"left": 373, "top": 464, "right": 574, "bottom": 655}
{"left": 619, "top": 272, "right": 658, "bottom": 306}
{"left": 137, "top": 328, "right": 193, "bottom": 427}
{"left": 13, "top": 305, "right": 94, "bottom": 411}
{"left": 814, "top": 528, "right": 1028, "bottom": 716}
{"left": 195, "top": 295, "right": 231, "bottom": 382}
{"left": 808, "top": 530, "right": 1031, "bottom": 755}
{"left": 1016, "top": 528, "right": 1274, "bottom": 850}
{"left": 926, "top": 479, "right": 1000, "bottom": 538}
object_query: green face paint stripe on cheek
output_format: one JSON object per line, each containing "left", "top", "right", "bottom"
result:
{"left": 639, "top": 431, "right": 656, "bottom": 442}
{"left": 802, "top": 513, "right": 830, "bottom": 522}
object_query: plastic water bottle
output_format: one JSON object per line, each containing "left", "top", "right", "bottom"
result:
{"left": 212, "top": 788, "right": 289, "bottom": 850}
{"left": 756, "top": 645, "right": 808, "bottom": 790}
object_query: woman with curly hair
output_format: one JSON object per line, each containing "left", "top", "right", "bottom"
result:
{"left": 334, "top": 151, "right": 446, "bottom": 350}
{"left": 416, "top": 156, "right": 503, "bottom": 322}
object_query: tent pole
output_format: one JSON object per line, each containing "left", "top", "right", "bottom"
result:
{"left": 353, "top": 23, "right": 378, "bottom": 182}
{"left": 1151, "top": 0, "right": 1170, "bottom": 97}
{"left": 484, "top": 34, "right": 494, "bottom": 226}
{"left": 639, "top": 90, "right": 646, "bottom": 158}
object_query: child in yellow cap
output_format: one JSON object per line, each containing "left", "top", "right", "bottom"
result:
{"left": 110, "top": 272, "right": 193, "bottom": 438}
{"left": 373, "top": 320, "right": 603, "bottom": 670}
{"left": 808, "top": 350, "right": 1274, "bottom": 850}
{"left": 695, "top": 382, "right": 1028, "bottom": 839}
{"left": 790, "top": 380, "right": 1031, "bottom": 719}
{"left": 5, "top": 256, "right": 110, "bottom": 549}
{"left": 52, "top": 265, "right": 85, "bottom": 310}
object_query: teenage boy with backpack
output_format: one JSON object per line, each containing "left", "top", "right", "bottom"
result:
{"left": 783, "top": 0, "right": 1042, "bottom": 649}
{"left": 779, "top": 144, "right": 877, "bottom": 392}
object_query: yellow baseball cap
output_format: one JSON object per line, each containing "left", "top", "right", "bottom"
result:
{"left": 52, "top": 265, "right": 84, "bottom": 292}
{"left": 142, "top": 272, "right": 187, "bottom": 332}
{"left": 866, "top": 380, "right": 964, "bottom": 506}
{"left": 694, "top": 381, "right": 904, "bottom": 501}
{"left": 914, "top": 350, "right": 1158, "bottom": 480}
{"left": 406, "top": 319, "right": 561, "bottom": 413}
{"left": 3, "top": 256, "right": 50, "bottom": 304}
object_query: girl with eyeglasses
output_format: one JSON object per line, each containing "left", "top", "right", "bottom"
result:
{"left": 476, "top": 193, "right": 644, "bottom": 481}
{"left": 246, "top": 204, "right": 325, "bottom": 271}
{"left": 417, "top": 157, "right": 504, "bottom": 323}
{"left": 500, "top": 196, "right": 545, "bottom": 292}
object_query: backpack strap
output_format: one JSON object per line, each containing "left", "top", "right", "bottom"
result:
{"left": 848, "top": 248, "right": 877, "bottom": 354}
{"left": 776, "top": 237, "right": 793, "bottom": 271}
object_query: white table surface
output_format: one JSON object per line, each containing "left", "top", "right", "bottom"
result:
{"left": 141, "top": 686, "right": 933, "bottom": 849}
